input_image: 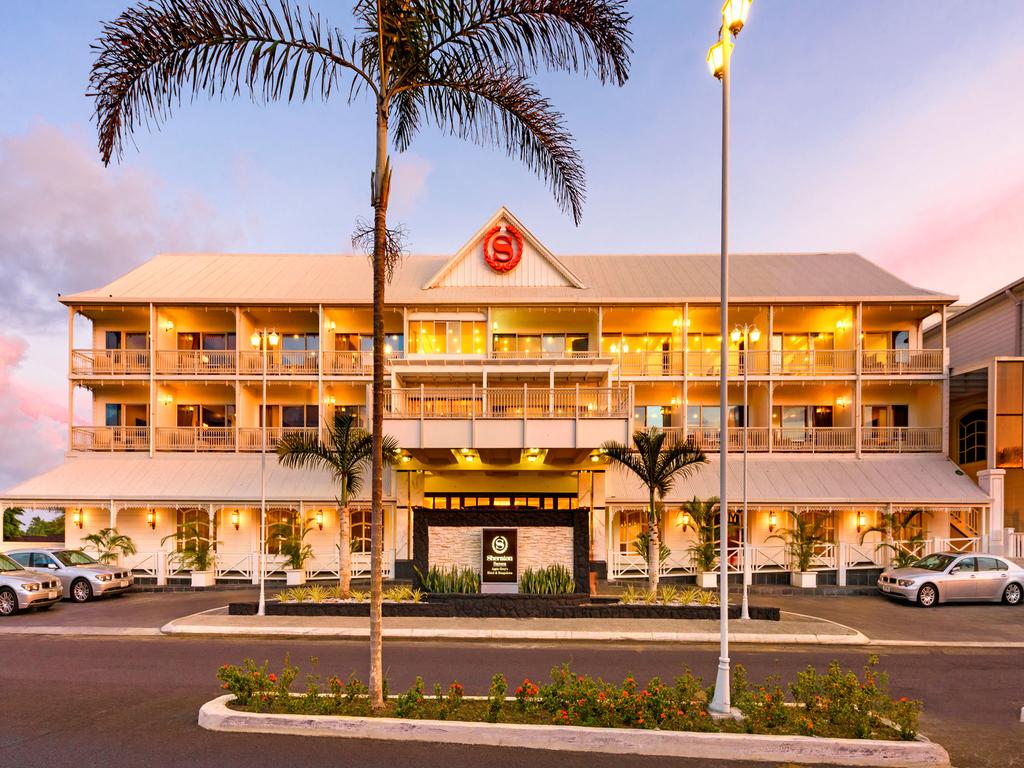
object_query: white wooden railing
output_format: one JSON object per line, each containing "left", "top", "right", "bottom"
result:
{"left": 861, "top": 427, "right": 942, "bottom": 452}
{"left": 773, "top": 427, "right": 857, "bottom": 452}
{"left": 72, "top": 349, "right": 150, "bottom": 375}
{"left": 383, "top": 386, "right": 630, "bottom": 419}
{"left": 1008, "top": 532, "right": 1024, "bottom": 559}
{"left": 239, "top": 350, "right": 319, "bottom": 375}
{"left": 489, "top": 350, "right": 602, "bottom": 361}
{"left": 861, "top": 349, "right": 944, "bottom": 374}
{"left": 155, "top": 349, "right": 236, "bottom": 374}
{"left": 71, "top": 426, "right": 150, "bottom": 451}
{"left": 154, "top": 427, "right": 235, "bottom": 451}
{"left": 237, "top": 427, "right": 317, "bottom": 451}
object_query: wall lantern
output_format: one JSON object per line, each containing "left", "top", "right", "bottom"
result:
{"left": 146, "top": 511, "right": 156, "bottom": 530}
{"left": 835, "top": 396, "right": 850, "bottom": 408}
{"left": 678, "top": 510, "right": 691, "bottom": 531}
{"left": 325, "top": 319, "right": 337, "bottom": 331}
{"left": 230, "top": 510, "right": 240, "bottom": 531}
{"left": 161, "top": 320, "right": 174, "bottom": 333}
{"left": 768, "top": 511, "right": 778, "bottom": 533}
{"left": 72, "top": 509, "right": 83, "bottom": 529}
{"left": 160, "top": 394, "right": 174, "bottom": 406}
{"left": 324, "top": 395, "right": 337, "bottom": 406}
{"left": 856, "top": 512, "right": 867, "bottom": 534}
{"left": 315, "top": 511, "right": 324, "bottom": 531}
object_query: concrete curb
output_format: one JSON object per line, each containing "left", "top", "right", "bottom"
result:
{"left": 198, "top": 695, "right": 950, "bottom": 767}
{"left": 162, "top": 620, "right": 869, "bottom": 645}
{"left": 0, "top": 626, "right": 162, "bottom": 637}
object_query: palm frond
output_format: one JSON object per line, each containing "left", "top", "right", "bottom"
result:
{"left": 89, "top": 0, "right": 368, "bottom": 164}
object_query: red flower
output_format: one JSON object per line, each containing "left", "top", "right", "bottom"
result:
{"left": 899, "top": 697, "right": 908, "bottom": 703}
{"left": 268, "top": 673, "right": 277, "bottom": 683}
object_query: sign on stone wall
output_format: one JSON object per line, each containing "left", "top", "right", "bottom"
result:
{"left": 481, "top": 528, "right": 517, "bottom": 583}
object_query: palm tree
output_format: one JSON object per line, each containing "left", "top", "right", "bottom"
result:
{"left": 90, "top": 0, "right": 631, "bottom": 707}
{"left": 3, "top": 507, "right": 24, "bottom": 540}
{"left": 276, "top": 412, "right": 398, "bottom": 595}
{"left": 602, "top": 428, "right": 706, "bottom": 591}
{"left": 682, "top": 496, "right": 720, "bottom": 574}
{"left": 82, "top": 527, "right": 138, "bottom": 565}
{"left": 860, "top": 508, "right": 931, "bottom": 569}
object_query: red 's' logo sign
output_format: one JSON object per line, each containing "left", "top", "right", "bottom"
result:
{"left": 484, "top": 225, "right": 524, "bottom": 273}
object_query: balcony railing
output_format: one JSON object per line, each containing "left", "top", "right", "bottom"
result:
{"left": 155, "top": 349, "right": 236, "bottom": 375}
{"left": 71, "top": 426, "right": 150, "bottom": 451}
{"left": 238, "top": 427, "right": 317, "bottom": 451}
{"left": 383, "top": 386, "right": 630, "bottom": 419}
{"left": 773, "top": 426, "right": 857, "bottom": 452}
{"left": 154, "top": 427, "right": 235, "bottom": 451}
{"left": 239, "top": 350, "right": 319, "bottom": 375}
{"left": 861, "top": 426, "right": 942, "bottom": 452}
{"left": 667, "top": 426, "right": 770, "bottom": 452}
{"left": 488, "top": 350, "right": 603, "bottom": 361}
{"left": 322, "top": 350, "right": 405, "bottom": 375}
{"left": 72, "top": 349, "right": 150, "bottom": 376}
{"left": 861, "top": 349, "right": 944, "bottom": 374}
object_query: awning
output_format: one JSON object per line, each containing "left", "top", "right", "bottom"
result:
{"left": 604, "top": 454, "right": 990, "bottom": 507}
{"left": 0, "top": 453, "right": 388, "bottom": 505}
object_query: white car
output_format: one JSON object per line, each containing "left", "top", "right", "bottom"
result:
{"left": 0, "top": 552, "right": 62, "bottom": 616}
{"left": 878, "top": 552, "right": 1024, "bottom": 607}
{"left": 7, "top": 548, "right": 133, "bottom": 603}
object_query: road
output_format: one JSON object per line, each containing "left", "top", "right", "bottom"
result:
{"left": 1, "top": 633, "right": 1021, "bottom": 768}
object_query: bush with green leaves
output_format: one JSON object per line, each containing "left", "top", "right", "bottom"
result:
{"left": 414, "top": 564, "right": 480, "bottom": 594}
{"left": 82, "top": 527, "right": 137, "bottom": 564}
{"left": 519, "top": 564, "right": 575, "bottom": 595}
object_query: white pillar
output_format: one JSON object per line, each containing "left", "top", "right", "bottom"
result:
{"left": 977, "top": 469, "right": 1006, "bottom": 553}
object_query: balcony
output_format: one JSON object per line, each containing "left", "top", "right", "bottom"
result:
{"left": 154, "top": 427, "right": 235, "bottom": 451}
{"left": 663, "top": 426, "right": 941, "bottom": 453}
{"left": 322, "top": 350, "right": 404, "bottom": 375}
{"left": 238, "top": 427, "right": 317, "bottom": 451}
{"left": 71, "top": 349, "right": 150, "bottom": 376}
{"left": 861, "top": 349, "right": 944, "bottom": 375}
{"left": 861, "top": 426, "right": 942, "bottom": 452}
{"left": 71, "top": 426, "right": 150, "bottom": 451}
{"left": 155, "top": 350, "right": 236, "bottom": 375}
{"left": 239, "top": 350, "right": 319, "bottom": 375}
{"left": 383, "top": 386, "right": 631, "bottom": 449}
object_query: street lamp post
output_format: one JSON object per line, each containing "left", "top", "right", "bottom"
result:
{"left": 730, "top": 323, "right": 760, "bottom": 621}
{"left": 251, "top": 328, "right": 279, "bottom": 617}
{"left": 707, "top": 0, "right": 752, "bottom": 717}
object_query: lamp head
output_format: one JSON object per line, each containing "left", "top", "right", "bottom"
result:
{"left": 268, "top": 331, "right": 280, "bottom": 347}
{"left": 749, "top": 327, "right": 761, "bottom": 343}
{"left": 730, "top": 328, "right": 742, "bottom": 344}
{"left": 250, "top": 332, "right": 261, "bottom": 349}
{"left": 722, "top": 0, "right": 752, "bottom": 35}
{"left": 706, "top": 40, "right": 732, "bottom": 79}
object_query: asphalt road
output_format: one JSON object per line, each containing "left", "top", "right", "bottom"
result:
{"left": 1, "top": 635, "right": 1021, "bottom": 768}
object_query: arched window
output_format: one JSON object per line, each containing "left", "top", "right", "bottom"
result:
{"left": 618, "top": 508, "right": 646, "bottom": 554}
{"left": 350, "top": 508, "right": 371, "bottom": 554}
{"left": 958, "top": 410, "right": 987, "bottom": 465}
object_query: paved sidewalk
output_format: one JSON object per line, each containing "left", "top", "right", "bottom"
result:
{"left": 161, "top": 608, "right": 867, "bottom": 645}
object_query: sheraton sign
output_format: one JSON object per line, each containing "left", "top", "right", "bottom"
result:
{"left": 481, "top": 528, "right": 518, "bottom": 583}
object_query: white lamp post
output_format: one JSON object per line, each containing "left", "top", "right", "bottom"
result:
{"left": 707, "top": 0, "right": 752, "bottom": 717}
{"left": 731, "top": 323, "right": 760, "bottom": 620}
{"left": 251, "top": 328, "right": 279, "bottom": 617}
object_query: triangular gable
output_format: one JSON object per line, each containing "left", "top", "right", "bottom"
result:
{"left": 424, "top": 207, "right": 585, "bottom": 290}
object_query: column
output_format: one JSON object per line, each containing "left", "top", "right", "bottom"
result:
{"left": 68, "top": 306, "right": 75, "bottom": 452}
{"left": 149, "top": 302, "right": 157, "bottom": 457}
{"left": 940, "top": 305, "right": 950, "bottom": 455}
{"left": 977, "top": 469, "right": 1006, "bottom": 553}
{"left": 855, "top": 302, "right": 863, "bottom": 458}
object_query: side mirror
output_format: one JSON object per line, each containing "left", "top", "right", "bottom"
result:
{"left": 949, "top": 566, "right": 960, "bottom": 575}
{"left": 47, "top": 563, "right": 58, "bottom": 569}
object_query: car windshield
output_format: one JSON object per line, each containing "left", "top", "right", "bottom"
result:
{"left": 912, "top": 554, "right": 956, "bottom": 572}
{"left": 54, "top": 550, "right": 98, "bottom": 567}
{"left": 0, "top": 553, "right": 24, "bottom": 572}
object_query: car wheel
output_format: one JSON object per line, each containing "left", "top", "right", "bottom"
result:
{"left": 1004, "top": 583, "right": 1022, "bottom": 606}
{"left": 71, "top": 579, "right": 92, "bottom": 603}
{"left": 917, "top": 583, "right": 938, "bottom": 607}
{"left": 0, "top": 588, "right": 17, "bottom": 616}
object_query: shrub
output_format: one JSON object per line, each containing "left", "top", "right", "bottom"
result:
{"left": 414, "top": 564, "right": 480, "bottom": 593}
{"left": 519, "top": 564, "right": 575, "bottom": 595}
{"left": 433, "top": 681, "right": 465, "bottom": 720}
{"left": 305, "top": 585, "right": 329, "bottom": 604}
{"left": 383, "top": 585, "right": 425, "bottom": 603}
{"left": 486, "top": 673, "right": 508, "bottom": 723}
{"left": 394, "top": 677, "right": 426, "bottom": 719}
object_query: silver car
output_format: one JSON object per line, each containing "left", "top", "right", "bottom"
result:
{"left": 878, "top": 552, "right": 1024, "bottom": 607}
{"left": 0, "top": 552, "right": 62, "bottom": 616}
{"left": 7, "top": 548, "right": 133, "bottom": 603}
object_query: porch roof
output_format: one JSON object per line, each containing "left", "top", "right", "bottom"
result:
{"left": 0, "top": 454, "right": 380, "bottom": 505}
{"left": 604, "top": 454, "right": 990, "bottom": 507}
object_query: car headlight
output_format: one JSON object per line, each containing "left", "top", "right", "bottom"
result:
{"left": 897, "top": 579, "right": 915, "bottom": 587}
{"left": 22, "top": 582, "right": 40, "bottom": 592}
{"left": 95, "top": 573, "right": 113, "bottom": 582}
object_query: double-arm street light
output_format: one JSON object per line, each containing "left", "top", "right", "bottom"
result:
{"left": 250, "top": 328, "right": 280, "bottom": 617}
{"left": 730, "top": 322, "right": 760, "bottom": 621}
{"left": 707, "top": 0, "right": 753, "bottom": 717}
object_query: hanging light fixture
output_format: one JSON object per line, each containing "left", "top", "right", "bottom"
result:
{"left": 768, "top": 511, "right": 778, "bottom": 533}
{"left": 146, "top": 510, "right": 156, "bottom": 530}
{"left": 315, "top": 510, "right": 324, "bottom": 531}
{"left": 230, "top": 510, "right": 240, "bottom": 531}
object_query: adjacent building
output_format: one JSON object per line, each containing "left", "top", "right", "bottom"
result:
{"left": 0, "top": 208, "right": 999, "bottom": 586}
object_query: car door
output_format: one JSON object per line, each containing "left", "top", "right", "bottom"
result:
{"left": 31, "top": 552, "right": 70, "bottom": 594}
{"left": 940, "top": 556, "right": 978, "bottom": 601}
{"left": 975, "top": 557, "right": 1010, "bottom": 601}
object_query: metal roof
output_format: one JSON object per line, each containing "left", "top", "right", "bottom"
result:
{"left": 605, "top": 454, "right": 989, "bottom": 506}
{"left": 0, "top": 454, "right": 384, "bottom": 505}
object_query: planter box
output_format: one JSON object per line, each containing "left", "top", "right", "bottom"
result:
{"left": 696, "top": 571, "right": 718, "bottom": 589}
{"left": 790, "top": 571, "right": 817, "bottom": 589}
{"left": 191, "top": 570, "right": 216, "bottom": 588}
{"left": 285, "top": 569, "right": 307, "bottom": 586}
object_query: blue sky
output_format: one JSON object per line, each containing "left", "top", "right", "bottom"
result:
{"left": 2, "top": 1, "right": 1023, "bottom": 488}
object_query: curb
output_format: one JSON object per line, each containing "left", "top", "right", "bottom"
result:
{"left": 198, "top": 695, "right": 950, "bottom": 767}
{"left": 0, "top": 626, "right": 162, "bottom": 637}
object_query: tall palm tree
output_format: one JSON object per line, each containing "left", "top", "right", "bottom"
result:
{"left": 90, "top": 0, "right": 631, "bottom": 707}
{"left": 276, "top": 412, "right": 398, "bottom": 596}
{"left": 602, "top": 428, "right": 706, "bottom": 591}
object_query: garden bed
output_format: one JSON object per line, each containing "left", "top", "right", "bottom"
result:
{"left": 228, "top": 593, "right": 780, "bottom": 621}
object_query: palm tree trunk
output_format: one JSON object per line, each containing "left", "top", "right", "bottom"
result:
{"left": 647, "top": 492, "right": 660, "bottom": 593}
{"left": 338, "top": 504, "right": 351, "bottom": 597}
{"left": 368, "top": 93, "right": 389, "bottom": 710}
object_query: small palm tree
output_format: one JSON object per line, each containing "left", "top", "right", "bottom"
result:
{"left": 682, "top": 496, "right": 720, "bottom": 574}
{"left": 269, "top": 517, "right": 316, "bottom": 571}
{"left": 276, "top": 412, "right": 399, "bottom": 596}
{"left": 602, "top": 428, "right": 707, "bottom": 591}
{"left": 769, "top": 513, "right": 829, "bottom": 574}
{"left": 82, "top": 527, "right": 138, "bottom": 565}
{"left": 860, "top": 508, "right": 931, "bottom": 569}
{"left": 161, "top": 520, "right": 221, "bottom": 572}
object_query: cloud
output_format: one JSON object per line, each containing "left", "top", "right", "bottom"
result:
{"left": 0, "top": 334, "right": 66, "bottom": 491}
{"left": 390, "top": 153, "right": 432, "bottom": 217}
{"left": 0, "top": 122, "right": 230, "bottom": 331}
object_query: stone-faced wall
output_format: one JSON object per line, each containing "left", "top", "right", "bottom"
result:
{"left": 413, "top": 507, "right": 590, "bottom": 593}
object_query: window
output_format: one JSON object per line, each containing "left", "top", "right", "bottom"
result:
{"left": 996, "top": 361, "right": 1023, "bottom": 468}
{"left": 177, "top": 331, "right": 236, "bottom": 350}
{"left": 104, "top": 403, "right": 148, "bottom": 428}
{"left": 409, "top": 321, "right": 485, "bottom": 354}
{"left": 958, "top": 409, "right": 987, "bottom": 465}
{"left": 174, "top": 508, "right": 212, "bottom": 553}
{"left": 177, "top": 404, "right": 235, "bottom": 428}
{"left": 350, "top": 508, "right": 371, "bottom": 554}
{"left": 771, "top": 406, "right": 833, "bottom": 430}
{"left": 281, "top": 405, "right": 319, "bottom": 429}
{"left": 862, "top": 404, "right": 908, "bottom": 428}
{"left": 978, "top": 557, "right": 1006, "bottom": 572}
{"left": 265, "top": 509, "right": 296, "bottom": 555}
{"left": 423, "top": 493, "right": 576, "bottom": 509}
{"left": 603, "top": 333, "right": 674, "bottom": 356}
{"left": 281, "top": 333, "right": 318, "bottom": 367}
{"left": 635, "top": 405, "right": 677, "bottom": 428}
{"left": 105, "top": 403, "right": 122, "bottom": 427}
{"left": 619, "top": 508, "right": 646, "bottom": 554}
{"left": 955, "top": 557, "right": 977, "bottom": 572}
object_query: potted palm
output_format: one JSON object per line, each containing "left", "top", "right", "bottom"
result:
{"left": 683, "top": 497, "right": 720, "bottom": 589}
{"left": 82, "top": 527, "right": 137, "bottom": 565}
{"left": 162, "top": 520, "right": 220, "bottom": 588}
{"left": 860, "top": 508, "right": 931, "bottom": 569}
{"left": 769, "top": 513, "right": 828, "bottom": 588}
{"left": 602, "top": 429, "right": 707, "bottom": 591}
{"left": 270, "top": 518, "right": 315, "bottom": 586}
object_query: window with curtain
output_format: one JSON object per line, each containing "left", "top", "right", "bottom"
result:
{"left": 958, "top": 409, "right": 988, "bottom": 465}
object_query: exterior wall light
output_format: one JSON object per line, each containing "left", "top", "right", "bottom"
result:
{"left": 856, "top": 512, "right": 867, "bottom": 534}
{"left": 315, "top": 510, "right": 324, "bottom": 531}
{"left": 250, "top": 331, "right": 261, "bottom": 348}
{"left": 835, "top": 396, "right": 850, "bottom": 408}
{"left": 160, "top": 394, "right": 174, "bottom": 406}
{"left": 161, "top": 320, "right": 174, "bottom": 332}
{"left": 324, "top": 395, "right": 336, "bottom": 405}
{"left": 146, "top": 511, "right": 156, "bottom": 530}
{"left": 230, "top": 510, "right": 240, "bottom": 531}
{"left": 722, "top": 0, "right": 752, "bottom": 35}
{"left": 768, "top": 511, "right": 777, "bottom": 533}
{"left": 678, "top": 510, "right": 691, "bottom": 531}
{"left": 72, "top": 509, "right": 83, "bottom": 528}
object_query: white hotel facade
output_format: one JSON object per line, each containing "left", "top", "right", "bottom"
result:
{"left": 0, "top": 208, "right": 1009, "bottom": 586}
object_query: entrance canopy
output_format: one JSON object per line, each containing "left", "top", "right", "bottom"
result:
{"left": 0, "top": 454, "right": 384, "bottom": 505}
{"left": 604, "top": 454, "right": 991, "bottom": 507}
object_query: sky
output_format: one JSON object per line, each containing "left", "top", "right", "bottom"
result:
{"left": 2, "top": 1, "right": 1023, "bottom": 490}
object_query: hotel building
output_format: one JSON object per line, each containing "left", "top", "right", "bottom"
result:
{"left": 0, "top": 208, "right": 1007, "bottom": 586}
